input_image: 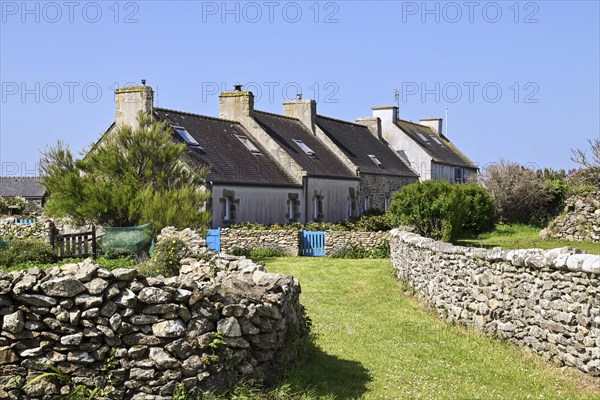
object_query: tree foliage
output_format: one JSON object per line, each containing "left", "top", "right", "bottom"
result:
{"left": 40, "top": 112, "right": 210, "bottom": 232}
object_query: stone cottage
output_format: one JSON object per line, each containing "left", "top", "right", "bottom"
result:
{"left": 281, "top": 97, "right": 419, "bottom": 214}
{"left": 367, "top": 106, "right": 478, "bottom": 182}
{"left": 0, "top": 176, "right": 47, "bottom": 211}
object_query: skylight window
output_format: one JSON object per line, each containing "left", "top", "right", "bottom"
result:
{"left": 293, "top": 139, "right": 316, "bottom": 157}
{"left": 235, "top": 135, "right": 261, "bottom": 153}
{"left": 368, "top": 154, "right": 384, "bottom": 168}
{"left": 415, "top": 130, "right": 429, "bottom": 143}
{"left": 431, "top": 136, "right": 444, "bottom": 146}
{"left": 172, "top": 126, "right": 203, "bottom": 149}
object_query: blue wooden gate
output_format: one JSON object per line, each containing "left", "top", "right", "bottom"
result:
{"left": 302, "top": 230, "right": 326, "bottom": 257}
{"left": 206, "top": 227, "right": 221, "bottom": 253}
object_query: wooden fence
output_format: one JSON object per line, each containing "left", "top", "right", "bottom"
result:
{"left": 48, "top": 222, "right": 97, "bottom": 259}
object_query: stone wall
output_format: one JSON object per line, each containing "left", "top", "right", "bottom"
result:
{"left": 220, "top": 228, "right": 301, "bottom": 256}
{"left": 542, "top": 191, "right": 600, "bottom": 242}
{"left": 220, "top": 228, "right": 390, "bottom": 256}
{"left": 0, "top": 254, "right": 307, "bottom": 398}
{"left": 390, "top": 230, "right": 600, "bottom": 376}
{"left": 326, "top": 231, "right": 390, "bottom": 255}
{"left": 0, "top": 217, "right": 47, "bottom": 240}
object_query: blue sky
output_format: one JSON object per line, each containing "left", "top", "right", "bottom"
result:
{"left": 1, "top": 0, "right": 599, "bottom": 175}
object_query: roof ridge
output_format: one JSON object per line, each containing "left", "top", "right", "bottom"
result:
{"left": 254, "top": 109, "right": 301, "bottom": 122}
{"left": 317, "top": 114, "right": 368, "bottom": 129}
{"left": 396, "top": 117, "right": 432, "bottom": 130}
{"left": 154, "top": 107, "right": 241, "bottom": 124}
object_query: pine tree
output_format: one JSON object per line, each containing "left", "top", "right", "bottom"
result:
{"left": 40, "top": 112, "right": 211, "bottom": 232}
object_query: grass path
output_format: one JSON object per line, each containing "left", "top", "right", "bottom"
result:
{"left": 264, "top": 257, "right": 600, "bottom": 400}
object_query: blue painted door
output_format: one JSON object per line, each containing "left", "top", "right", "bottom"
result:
{"left": 206, "top": 228, "right": 221, "bottom": 253}
{"left": 302, "top": 230, "right": 326, "bottom": 257}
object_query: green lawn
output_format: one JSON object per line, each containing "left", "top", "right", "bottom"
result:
{"left": 455, "top": 224, "right": 600, "bottom": 255}
{"left": 264, "top": 257, "right": 600, "bottom": 400}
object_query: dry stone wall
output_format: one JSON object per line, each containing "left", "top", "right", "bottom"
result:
{"left": 326, "top": 231, "right": 390, "bottom": 255}
{"left": 390, "top": 229, "right": 600, "bottom": 376}
{"left": 542, "top": 191, "right": 600, "bottom": 242}
{"left": 0, "top": 253, "right": 307, "bottom": 398}
{"left": 220, "top": 228, "right": 301, "bottom": 256}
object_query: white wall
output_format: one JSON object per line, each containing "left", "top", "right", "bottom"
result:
{"left": 211, "top": 185, "right": 302, "bottom": 228}
{"left": 305, "top": 178, "right": 360, "bottom": 223}
{"left": 374, "top": 112, "right": 433, "bottom": 181}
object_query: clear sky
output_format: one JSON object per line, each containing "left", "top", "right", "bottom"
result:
{"left": 1, "top": 0, "right": 599, "bottom": 176}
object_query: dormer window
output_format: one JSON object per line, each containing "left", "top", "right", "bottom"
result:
{"left": 173, "top": 126, "right": 203, "bottom": 150}
{"left": 368, "top": 154, "right": 383, "bottom": 168}
{"left": 293, "top": 139, "right": 316, "bottom": 158}
{"left": 235, "top": 134, "right": 261, "bottom": 154}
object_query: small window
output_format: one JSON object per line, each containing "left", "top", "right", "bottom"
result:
{"left": 415, "top": 130, "right": 429, "bottom": 143}
{"left": 368, "top": 154, "right": 384, "bottom": 168}
{"left": 363, "top": 196, "right": 370, "bottom": 212}
{"left": 312, "top": 195, "right": 324, "bottom": 221}
{"left": 286, "top": 193, "right": 300, "bottom": 222}
{"left": 454, "top": 168, "right": 463, "bottom": 184}
{"left": 293, "top": 139, "right": 316, "bottom": 157}
{"left": 384, "top": 196, "right": 391, "bottom": 212}
{"left": 173, "top": 126, "right": 202, "bottom": 149}
{"left": 431, "top": 136, "right": 444, "bottom": 146}
{"left": 224, "top": 197, "right": 232, "bottom": 221}
{"left": 235, "top": 135, "right": 260, "bottom": 153}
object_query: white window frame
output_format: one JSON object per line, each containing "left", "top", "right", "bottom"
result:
{"left": 224, "top": 197, "right": 231, "bottom": 221}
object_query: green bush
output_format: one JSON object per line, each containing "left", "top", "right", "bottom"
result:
{"left": 387, "top": 180, "right": 467, "bottom": 241}
{"left": 0, "top": 238, "right": 57, "bottom": 267}
{"left": 231, "top": 247, "right": 285, "bottom": 258}
{"left": 0, "top": 196, "right": 28, "bottom": 215}
{"left": 139, "top": 237, "right": 189, "bottom": 277}
{"left": 456, "top": 183, "right": 495, "bottom": 233}
{"left": 331, "top": 241, "right": 390, "bottom": 259}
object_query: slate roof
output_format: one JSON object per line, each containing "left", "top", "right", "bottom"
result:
{"left": 316, "top": 115, "right": 418, "bottom": 178}
{"left": 394, "top": 119, "right": 477, "bottom": 169}
{"left": 252, "top": 111, "right": 357, "bottom": 179}
{"left": 0, "top": 177, "right": 46, "bottom": 198}
{"left": 154, "top": 108, "right": 298, "bottom": 187}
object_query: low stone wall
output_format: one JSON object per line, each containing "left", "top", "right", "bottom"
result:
{"left": 0, "top": 217, "right": 47, "bottom": 240}
{"left": 220, "top": 228, "right": 301, "bottom": 256}
{"left": 326, "top": 231, "right": 390, "bottom": 255}
{"left": 542, "top": 191, "right": 600, "bottom": 242}
{"left": 390, "top": 230, "right": 600, "bottom": 376}
{"left": 221, "top": 228, "right": 390, "bottom": 256}
{"left": 0, "top": 254, "right": 307, "bottom": 398}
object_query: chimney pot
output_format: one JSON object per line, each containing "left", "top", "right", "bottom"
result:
{"left": 296, "top": 93, "right": 302, "bottom": 100}
{"left": 141, "top": 79, "right": 146, "bottom": 86}
{"left": 234, "top": 84, "right": 243, "bottom": 91}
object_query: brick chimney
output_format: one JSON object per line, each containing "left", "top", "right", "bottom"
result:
{"left": 356, "top": 117, "right": 382, "bottom": 140}
{"left": 219, "top": 85, "right": 254, "bottom": 120}
{"left": 420, "top": 117, "right": 443, "bottom": 135}
{"left": 283, "top": 94, "right": 317, "bottom": 133}
{"left": 371, "top": 105, "right": 398, "bottom": 124}
{"left": 115, "top": 83, "right": 153, "bottom": 131}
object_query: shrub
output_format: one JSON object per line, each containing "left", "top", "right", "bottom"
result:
{"left": 139, "top": 237, "right": 189, "bottom": 277}
{"left": 231, "top": 247, "right": 285, "bottom": 258}
{"left": 482, "top": 160, "right": 552, "bottom": 225}
{"left": 331, "top": 241, "right": 390, "bottom": 259}
{"left": 0, "top": 196, "right": 28, "bottom": 215}
{"left": 387, "top": 180, "right": 467, "bottom": 241}
{"left": 0, "top": 238, "right": 57, "bottom": 267}
{"left": 456, "top": 183, "right": 495, "bottom": 233}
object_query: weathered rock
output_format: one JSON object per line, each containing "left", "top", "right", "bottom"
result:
{"left": 217, "top": 317, "right": 242, "bottom": 337}
{"left": 41, "top": 277, "right": 86, "bottom": 297}
{"left": 152, "top": 320, "right": 186, "bottom": 338}
{"left": 138, "top": 287, "right": 172, "bottom": 304}
{"left": 2, "top": 310, "right": 24, "bottom": 334}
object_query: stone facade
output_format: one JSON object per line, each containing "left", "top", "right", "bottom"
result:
{"left": 359, "top": 174, "right": 415, "bottom": 212}
{"left": 0, "top": 253, "right": 307, "bottom": 398}
{"left": 326, "top": 231, "right": 390, "bottom": 255}
{"left": 390, "top": 229, "right": 600, "bottom": 376}
{"left": 221, "top": 228, "right": 301, "bottom": 256}
{"left": 542, "top": 191, "right": 600, "bottom": 242}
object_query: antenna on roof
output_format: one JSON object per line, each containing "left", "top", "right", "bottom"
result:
{"left": 445, "top": 107, "right": 448, "bottom": 137}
